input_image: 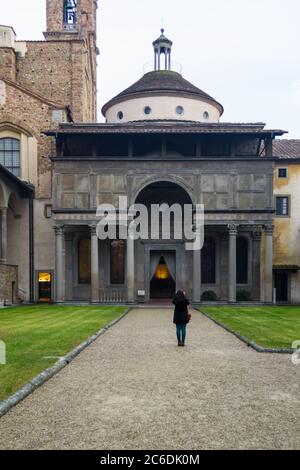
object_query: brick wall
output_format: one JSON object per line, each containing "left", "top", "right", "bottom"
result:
{"left": 16, "top": 41, "right": 73, "bottom": 109}
{"left": 1, "top": 82, "right": 58, "bottom": 198}
{"left": 0, "top": 264, "right": 18, "bottom": 304}
{"left": 15, "top": 38, "right": 96, "bottom": 123}
{"left": 0, "top": 0, "right": 98, "bottom": 197}
{"left": 46, "top": 0, "right": 64, "bottom": 32}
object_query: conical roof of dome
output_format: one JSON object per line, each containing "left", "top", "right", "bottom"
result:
{"left": 102, "top": 70, "right": 223, "bottom": 116}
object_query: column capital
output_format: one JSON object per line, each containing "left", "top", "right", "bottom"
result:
{"left": 264, "top": 224, "right": 274, "bottom": 236}
{"left": 251, "top": 225, "right": 263, "bottom": 241}
{"left": 89, "top": 224, "right": 97, "bottom": 236}
{"left": 227, "top": 224, "right": 238, "bottom": 236}
{"left": 54, "top": 224, "right": 64, "bottom": 236}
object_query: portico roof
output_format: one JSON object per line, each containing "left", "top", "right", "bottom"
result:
{"left": 46, "top": 122, "right": 287, "bottom": 137}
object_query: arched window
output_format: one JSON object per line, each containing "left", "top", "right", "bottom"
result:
{"left": 78, "top": 238, "right": 91, "bottom": 284}
{"left": 110, "top": 240, "right": 125, "bottom": 285}
{"left": 201, "top": 238, "right": 216, "bottom": 284}
{"left": 237, "top": 237, "right": 248, "bottom": 284}
{"left": 64, "top": 0, "right": 77, "bottom": 26}
{"left": 0, "top": 138, "right": 20, "bottom": 176}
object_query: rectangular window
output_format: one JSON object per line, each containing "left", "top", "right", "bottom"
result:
{"left": 0, "top": 138, "right": 20, "bottom": 176}
{"left": 278, "top": 168, "right": 288, "bottom": 178}
{"left": 276, "top": 196, "right": 289, "bottom": 216}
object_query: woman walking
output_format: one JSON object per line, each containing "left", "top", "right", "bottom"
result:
{"left": 172, "top": 289, "right": 190, "bottom": 347}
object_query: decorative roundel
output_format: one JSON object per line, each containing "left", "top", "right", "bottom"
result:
{"left": 203, "top": 111, "right": 209, "bottom": 120}
{"left": 144, "top": 106, "right": 152, "bottom": 115}
{"left": 176, "top": 105, "right": 184, "bottom": 115}
{"left": 117, "top": 111, "right": 124, "bottom": 120}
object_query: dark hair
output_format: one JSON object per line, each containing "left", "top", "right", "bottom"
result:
{"left": 174, "top": 289, "right": 186, "bottom": 301}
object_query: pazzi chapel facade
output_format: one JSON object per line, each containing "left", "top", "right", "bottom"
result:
{"left": 1, "top": 0, "right": 300, "bottom": 305}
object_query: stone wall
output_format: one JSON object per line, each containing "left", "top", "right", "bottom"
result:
{"left": 0, "top": 264, "right": 18, "bottom": 304}
{"left": 0, "top": 0, "right": 97, "bottom": 129}
{"left": 15, "top": 40, "right": 96, "bottom": 122}
{"left": 0, "top": 47, "right": 16, "bottom": 82}
{"left": 46, "top": 0, "right": 98, "bottom": 35}
{"left": 0, "top": 82, "right": 57, "bottom": 199}
{"left": 274, "top": 163, "right": 300, "bottom": 303}
{"left": 53, "top": 159, "right": 274, "bottom": 212}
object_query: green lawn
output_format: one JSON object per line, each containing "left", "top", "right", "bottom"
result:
{"left": 200, "top": 306, "right": 300, "bottom": 349}
{"left": 0, "top": 305, "right": 127, "bottom": 401}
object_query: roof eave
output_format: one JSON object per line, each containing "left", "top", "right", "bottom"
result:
{"left": 0, "top": 164, "right": 35, "bottom": 196}
{"left": 45, "top": 123, "right": 287, "bottom": 137}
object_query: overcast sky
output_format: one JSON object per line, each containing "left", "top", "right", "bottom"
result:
{"left": 1, "top": 0, "right": 300, "bottom": 137}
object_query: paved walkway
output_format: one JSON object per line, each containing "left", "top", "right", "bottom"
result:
{"left": 0, "top": 308, "right": 299, "bottom": 450}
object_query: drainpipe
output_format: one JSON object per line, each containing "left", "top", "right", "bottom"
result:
{"left": 29, "top": 195, "right": 34, "bottom": 303}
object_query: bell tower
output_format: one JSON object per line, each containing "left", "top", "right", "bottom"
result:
{"left": 43, "top": 0, "right": 98, "bottom": 122}
{"left": 45, "top": 0, "right": 97, "bottom": 39}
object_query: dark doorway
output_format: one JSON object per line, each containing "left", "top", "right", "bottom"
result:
{"left": 274, "top": 272, "right": 289, "bottom": 302}
{"left": 150, "top": 253, "right": 176, "bottom": 299}
{"left": 38, "top": 272, "right": 52, "bottom": 302}
{"left": 12, "top": 282, "right": 15, "bottom": 304}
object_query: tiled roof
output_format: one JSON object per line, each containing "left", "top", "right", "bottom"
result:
{"left": 0, "top": 164, "right": 34, "bottom": 196}
{"left": 273, "top": 139, "right": 300, "bottom": 159}
{"left": 273, "top": 265, "right": 300, "bottom": 271}
{"left": 46, "top": 121, "right": 286, "bottom": 136}
{"left": 102, "top": 70, "right": 224, "bottom": 115}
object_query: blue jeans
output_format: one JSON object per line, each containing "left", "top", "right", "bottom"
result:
{"left": 176, "top": 324, "right": 186, "bottom": 344}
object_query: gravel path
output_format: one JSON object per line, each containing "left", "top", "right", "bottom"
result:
{"left": 0, "top": 308, "right": 299, "bottom": 450}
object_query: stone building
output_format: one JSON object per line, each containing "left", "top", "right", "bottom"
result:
{"left": 0, "top": 0, "right": 98, "bottom": 303}
{"left": 48, "top": 30, "right": 287, "bottom": 305}
{"left": 1, "top": 2, "right": 299, "bottom": 305}
{"left": 272, "top": 140, "right": 300, "bottom": 303}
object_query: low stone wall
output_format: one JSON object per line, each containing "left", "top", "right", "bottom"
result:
{"left": 0, "top": 264, "right": 18, "bottom": 305}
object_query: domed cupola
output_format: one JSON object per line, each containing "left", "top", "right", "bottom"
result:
{"left": 102, "top": 30, "right": 224, "bottom": 123}
{"left": 152, "top": 28, "right": 173, "bottom": 71}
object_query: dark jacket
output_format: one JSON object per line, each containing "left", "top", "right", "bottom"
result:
{"left": 173, "top": 296, "right": 190, "bottom": 325}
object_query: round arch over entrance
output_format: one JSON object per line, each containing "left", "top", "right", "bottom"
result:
{"left": 135, "top": 180, "right": 193, "bottom": 207}
{"left": 133, "top": 176, "right": 194, "bottom": 205}
{"left": 135, "top": 181, "right": 192, "bottom": 300}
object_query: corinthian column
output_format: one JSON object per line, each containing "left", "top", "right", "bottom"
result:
{"left": 228, "top": 224, "right": 238, "bottom": 303}
{"left": 251, "top": 226, "right": 262, "bottom": 302}
{"left": 90, "top": 224, "right": 100, "bottom": 303}
{"left": 264, "top": 224, "right": 274, "bottom": 303}
{"left": 127, "top": 223, "right": 135, "bottom": 303}
{"left": 54, "top": 225, "right": 65, "bottom": 303}
{"left": 193, "top": 227, "right": 202, "bottom": 303}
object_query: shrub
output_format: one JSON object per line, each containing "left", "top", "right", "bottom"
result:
{"left": 201, "top": 290, "right": 218, "bottom": 301}
{"left": 236, "top": 290, "right": 252, "bottom": 301}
